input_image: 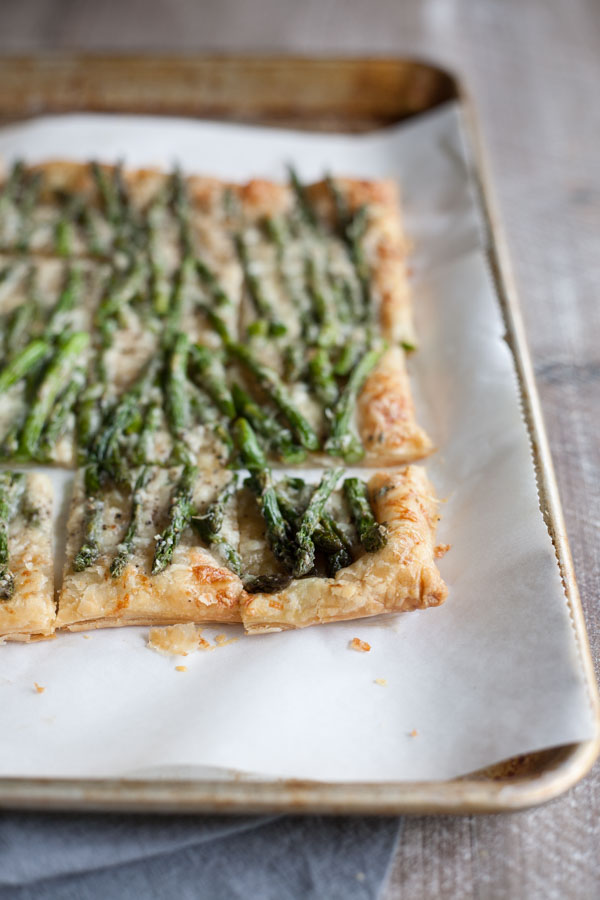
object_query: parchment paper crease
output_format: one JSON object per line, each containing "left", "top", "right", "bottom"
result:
{"left": 0, "top": 105, "right": 594, "bottom": 781}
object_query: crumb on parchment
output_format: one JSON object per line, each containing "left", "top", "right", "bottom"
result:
{"left": 350, "top": 638, "right": 371, "bottom": 653}
{"left": 175, "top": 666, "right": 187, "bottom": 672}
{"left": 434, "top": 543, "right": 451, "bottom": 558}
{"left": 214, "top": 633, "right": 239, "bottom": 648}
{"left": 374, "top": 678, "right": 387, "bottom": 686}
{"left": 409, "top": 729, "right": 419, "bottom": 738}
{"left": 147, "top": 624, "right": 212, "bottom": 657}
{"left": 34, "top": 682, "right": 45, "bottom": 694}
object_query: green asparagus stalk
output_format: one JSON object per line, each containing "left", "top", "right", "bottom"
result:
{"left": 304, "top": 255, "right": 337, "bottom": 347}
{"left": 293, "top": 468, "right": 343, "bottom": 577}
{"left": 189, "top": 344, "right": 235, "bottom": 418}
{"left": 288, "top": 165, "right": 319, "bottom": 230}
{"left": 134, "top": 401, "right": 162, "bottom": 465}
{"left": 231, "top": 382, "right": 306, "bottom": 464}
{"left": 39, "top": 367, "right": 86, "bottom": 458}
{"left": 232, "top": 417, "right": 295, "bottom": 571}
{"left": 92, "top": 358, "right": 158, "bottom": 473}
{"left": 308, "top": 347, "right": 338, "bottom": 407}
{"left": 17, "top": 332, "right": 90, "bottom": 459}
{"left": 324, "top": 346, "right": 383, "bottom": 462}
{"left": 3, "top": 299, "right": 37, "bottom": 360}
{"left": 0, "top": 471, "right": 26, "bottom": 600}
{"left": 343, "top": 477, "right": 388, "bottom": 552}
{"left": 235, "top": 232, "right": 287, "bottom": 336}
{"left": 90, "top": 161, "right": 121, "bottom": 226}
{"left": 44, "top": 265, "right": 84, "bottom": 338}
{"left": 72, "top": 463, "right": 104, "bottom": 572}
{"left": 228, "top": 342, "right": 319, "bottom": 451}
{"left": 0, "top": 339, "right": 48, "bottom": 393}
{"left": 190, "top": 478, "right": 242, "bottom": 576}
{"left": 110, "top": 465, "right": 151, "bottom": 577}
{"left": 170, "top": 167, "right": 193, "bottom": 258}
{"left": 152, "top": 463, "right": 197, "bottom": 575}
{"left": 196, "top": 258, "right": 232, "bottom": 307}
{"left": 95, "top": 257, "right": 147, "bottom": 332}
{"left": 163, "top": 332, "right": 190, "bottom": 438}
{"left": 0, "top": 160, "right": 25, "bottom": 212}
{"left": 16, "top": 171, "right": 42, "bottom": 252}
{"left": 243, "top": 572, "right": 293, "bottom": 594}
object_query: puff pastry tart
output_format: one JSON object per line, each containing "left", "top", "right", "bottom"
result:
{"left": 0, "top": 158, "right": 446, "bottom": 640}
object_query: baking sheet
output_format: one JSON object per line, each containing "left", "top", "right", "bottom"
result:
{"left": 0, "top": 105, "right": 595, "bottom": 782}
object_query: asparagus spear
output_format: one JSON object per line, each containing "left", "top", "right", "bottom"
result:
{"left": 170, "top": 167, "right": 193, "bottom": 258}
{"left": 231, "top": 382, "right": 306, "bottom": 464}
{"left": 243, "top": 573, "right": 293, "bottom": 594}
{"left": 95, "top": 257, "right": 147, "bottom": 333}
{"left": 0, "top": 160, "right": 25, "bottom": 212}
{"left": 0, "top": 471, "right": 26, "bottom": 600}
{"left": 90, "top": 161, "right": 121, "bottom": 226}
{"left": 143, "top": 185, "right": 170, "bottom": 315}
{"left": 3, "top": 298, "right": 37, "bottom": 360}
{"left": 228, "top": 342, "right": 320, "bottom": 451}
{"left": 163, "top": 332, "right": 190, "bottom": 438}
{"left": 304, "top": 255, "right": 337, "bottom": 347}
{"left": 196, "top": 258, "right": 232, "bottom": 307}
{"left": 235, "top": 232, "right": 286, "bottom": 337}
{"left": 232, "top": 417, "right": 295, "bottom": 571}
{"left": 39, "top": 367, "right": 86, "bottom": 458}
{"left": 0, "top": 339, "right": 48, "bottom": 393}
{"left": 293, "top": 468, "right": 343, "bottom": 577}
{"left": 110, "top": 465, "right": 151, "bottom": 577}
{"left": 189, "top": 344, "right": 235, "bottom": 418}
{"left": 16, "top": 171, "right": 42, "bottom": 252}
{"left": 288, "top": 165, "right": 319, "bottom": 231}
{"left": 92, "top": 358, "right": 158, "bottom": 474}
{"left": 343, "top": 477, "right": 388, "bottom": 552}
{"left": 18, "top": 332, "right": 90, "bottom": 460}
{"left": 326, "top": 176, "right": 373, "bottom": 322}
{"left": 72, "top": 464, "right": 104, "bottom": 572}
{"left": 44, "top": 265, "right": 84, "bottom": 338}
{"left": 190, "top": 478, "right": 242, "bottom": 576}
{"left": 324, "top": 346, "right": 383, "bottom": 462}
{"left": 308, "top": 347, "right": 338, "bottom": 407}
{"left": 152, "top": 463, "right": 197, "bottom": 575}
{"left": 165, "top": 254, "right": 194, "bottom": 338}
{"left": 134, "top": 401, "right": 162, "bottom": 465}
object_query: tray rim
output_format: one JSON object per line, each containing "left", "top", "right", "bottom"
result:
{"left": 0, "top": 53, "right": 598, "bottom": 816}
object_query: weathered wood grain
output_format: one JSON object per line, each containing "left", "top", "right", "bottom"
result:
{"left": 0, "top": 1, "right": 598, "bottom": 897}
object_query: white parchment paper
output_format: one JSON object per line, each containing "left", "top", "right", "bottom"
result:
{"left": 0, "top": 106, "right": 595, "bottom": 781}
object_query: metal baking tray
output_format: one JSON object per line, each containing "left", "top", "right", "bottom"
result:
{"left": 0, "top": 55, "right": 597, "bottom": 814}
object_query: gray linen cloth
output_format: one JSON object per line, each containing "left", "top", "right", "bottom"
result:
{"left": 0, "top": 812, "right": 401, "bottom": 899}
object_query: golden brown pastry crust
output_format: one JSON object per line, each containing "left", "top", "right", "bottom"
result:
{"left": 358, "top": 347, "right": 433, "bottom": 466}
{"left": 241, "top": 466, "right": 447, "bottom": 634}
{"left": 0, "top": 473, "right": 56, "bottom": 642}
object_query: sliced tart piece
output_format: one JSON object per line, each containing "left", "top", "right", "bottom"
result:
{"left": 56, "top": 454, "right": 243, "bottom": 631}
{"left": 240, "top": 466, "right": 447, "bottom": 634}
{"left": 0, "top": 471, "right": 55, "bottom": 642}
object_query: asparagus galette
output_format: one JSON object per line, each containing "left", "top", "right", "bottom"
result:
{"left": 0, "top": 159, "right": 447, "bottom": 639}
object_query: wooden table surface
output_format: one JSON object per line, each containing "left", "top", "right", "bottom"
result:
{"left": 1, "top": 1, "right": 599, "bottom": 897}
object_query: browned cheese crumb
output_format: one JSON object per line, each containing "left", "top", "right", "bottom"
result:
{"left": 434, "top": 543, "right": 451, "bottom": 558}
{"left": 409, "top": 729, "right": 419, "bottom": 738}
{"left": 175, "top": 666, "right": 187, "bottom": 672}
{"left": 34, "top": 682, "right": 45, "bottom": 694}
{"left": 214, "top": 633, "right": 239, "bottom": 648}
{"left": 350, "top": 638, "right": 371, "bottom": 653}
{"left": 374, "top": 678, "right": 387, "bottom": 686}
{"left": 147, "top": 623, "right": 212, "bottom": 657}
